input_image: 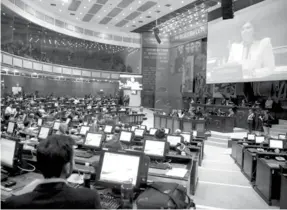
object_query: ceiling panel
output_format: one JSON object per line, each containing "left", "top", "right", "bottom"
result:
{"left": 82, "top": 14, "right": 94, "bottom": 22}
{"left": 115, "top": 19, "right": 129, "bottom": 27}
{"left": 117, "top": 0, "right": 135, "bottom": 9}
{"left": 99, "top": 17, "right": 112, "bottom": 24}
{"left": 68, "top": 0, "right": 81, "bottom": 11}
{"left": 88, "top": 4, "right": 103, "bottom": 15}
{"left": 107, "top": 8, "right": 122, "bottom": 17}
{"left": 96, "top": 0, "right": 109, "bottom": 4}
{"left": 125, "top": 11, "right": 141, "bottom": 20}
{"left": 15, "top": 0, "right": 216, "bottom": 33}
{"left": 136, "top": 1, "right": 157, "bottom": 12}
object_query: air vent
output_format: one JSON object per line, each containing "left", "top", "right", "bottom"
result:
{"left": 165, "top": 4, "right": 171, "bottom": 7}
{"left": 50, "top": 3, "right": 56, "bottom": 6}
{"left": 155, "top": 10, "right": 161, "bottom": 13}
{"left": 138, "top": 20, "right": 143, "bottom": 23}
{"left": 132, "top": 25, "right": 136, "bottom": 27}
{"left": 146, "top": 16, "right": 151, "bottom": 18}
{"left": 70, "top": 13, "right": 75, "bottom": 16}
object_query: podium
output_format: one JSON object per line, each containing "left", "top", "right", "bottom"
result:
{"left": 154, "top": 114, "right": 205, "bottom": 135}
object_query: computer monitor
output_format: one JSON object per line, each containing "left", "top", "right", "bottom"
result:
{"left": 134, "top": 129, "right": 145, "bottom": 138}
{"left": 104, "top": 125, "right": 113, "bottom": 134}
{"left": 247, "top": 134, "right": 256, "bottom": 141}
{"left": 119, "top": 131, "right": 133, "bottom": 143}
{"left": 278, "top": 134, "right": 286, "bottom": 140}
{"left": 96, "top": 151, "right": 142, "bottom": 189}
{"left": 37, "top": 118, "right": 43, "bottom": 127}
{"left": 149, "top": 128, "right": 157, "bottom": 135}
{"left": 269, "top": 139, "right": 284, "bottom": 149}
{"left": 83, "top": 132, "right": 104, "bottom": 149}
{"left": 7, "top": 121, "right": 15, "bottom": 134}
{"left": 143, "top": 139, "right": 167, "bottom": 159}
{"left": 131, "top": 126, "right": 138, "bottom": 132}
{"left": 255, "top": 136, "right": 265, "bottom": 144}
{"left": 38, "top": 127, "right": 50, "bottom": 140}
{"left": 180, "top": 133, "right": 191, "bottom": 143}
{"left": 1, "top": 138, "right": 17, "bottom": 169}
{"left": 79, "top": 126, "right": 90, "bottom": 135}
{"left": 164, "top": 128, "right": 170, "bottom": 135}
{"left": 167, "top": 135, "right": 183, "bottom": 147}
{"left": 193, "top": 130, "right": 197, "bottom": 137}
{"left": 140, "top": 125, "right": 147, "bottom": 130}
{"left": 53, "top": 121, "right": 61, "bottom": 131}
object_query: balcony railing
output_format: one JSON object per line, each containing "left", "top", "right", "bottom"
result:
{"left": 0, "top": 51, "right": 141, "bottom": 80}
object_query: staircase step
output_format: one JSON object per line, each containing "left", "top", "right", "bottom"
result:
{"left": 207, "top": 137, "right": 229, "bottom": 143}
{"left": 233, "top": 127, "right": 247, "bottom": 132}
{"left": 270, "top": 128, "right": 286, "bottom": 133}
{"left": 205, "top": 141, "right": 228, "bottom": 148}
{"left": 272, "top": 125, "right": 287, "bottom": 130}
{"left": 210, "top": 134, "right": 230, "bottom": 140}
{"left": 279, "top": 119, "right": 287, "bottom": 125}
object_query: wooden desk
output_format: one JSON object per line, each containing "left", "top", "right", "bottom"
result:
{"left": 254, "top": 158, "right": 285, "bottom": 205}
{"left": 207, "top": 115, "right": 235, "bottom": 133}
{"left": 242, "top": 148, "right": 258, "bottom": 182}
{"left": 280, "top": 165, "right": 287, "bottom": 209}
{"left": 153, "top": 114, "right": 205, "bottom": 136}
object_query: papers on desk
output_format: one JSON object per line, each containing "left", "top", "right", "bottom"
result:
{"left": 165, "top": 168, "right": 188, "bottom": 178}
{"left": 67, "top": 174, "right": 84, "bottom": 184}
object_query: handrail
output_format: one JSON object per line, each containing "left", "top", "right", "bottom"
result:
{"left": 0, "top": 51, "right": 141, "bottom": 80}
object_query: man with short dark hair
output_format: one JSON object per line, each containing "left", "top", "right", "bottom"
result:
{"left": 4, "top": 135, "right": 102, "bottom": 209}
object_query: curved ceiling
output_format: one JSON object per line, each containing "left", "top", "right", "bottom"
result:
{"left": 23, "top": 0, "right": 205, "bottom": 32}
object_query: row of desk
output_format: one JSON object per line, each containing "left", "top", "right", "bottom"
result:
{"left": 2, "top": 133, "right": 205, "bottom": 205}
{"left": 231, "top": 139, "right": 287, "bottom": 208}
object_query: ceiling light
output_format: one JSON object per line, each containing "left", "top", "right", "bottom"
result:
{"left": 84, "top": 6, "right": 86, "bottom": 9}
{"left": 59, "top": 9, "right": 62, "bottom": 12}
{"left": 139, "top": 0, "right": 141, "bottom": 3}
{"left": 80, "top": 12, "right": 82, "bottom": 14}
{"left": 181, "top": 1, "right": 184, "bottom": 3}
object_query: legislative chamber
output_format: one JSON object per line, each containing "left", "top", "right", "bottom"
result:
{"left": 1, "top": 0, "right": 287, "bottom": 209}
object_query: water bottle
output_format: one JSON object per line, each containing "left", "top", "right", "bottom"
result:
{"left": 121, "top": 179, "right": 134, "bottom": 209}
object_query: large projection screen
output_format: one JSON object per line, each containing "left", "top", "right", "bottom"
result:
{"left": 206, "top": 0, "right": 287, "bottom": 84}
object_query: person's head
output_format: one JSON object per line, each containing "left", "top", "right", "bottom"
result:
{"left": 155, "top": 128, "right": 165, "bottom": 139}
{"left": 37, "top": 135, "right": 75, "bottom": 179}
{"left": 229, "top": 108, "right": 233, "bottom": 114}
{"left": 241, "top": 21, "right": 254, "bottom": 44}
{"left": 8, "top": 103, "right": 12, "bottom": 108}
{"left": 174, "top": 129, "right": 182, "bottom": 135}
{"left": 23, "top": 120, "right": 30, "bottom": 128}
{"left": 268, "top": 96, "right": 272, "bottom": 101}
{"left": 264, "top": 110, "right": 269, "bottom": 116}
{"left": 249, "top": 109, "right": 253, "bottom": 114}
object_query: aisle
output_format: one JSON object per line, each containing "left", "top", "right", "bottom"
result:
{"left": 140, "top": 108, "right": 277, "bottom": 209}
{"left": 193, "top": 145, "right": 278, "bottom": 209}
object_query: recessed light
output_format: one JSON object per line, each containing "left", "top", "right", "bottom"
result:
{"left": 59, "top": 9, "right": 62, "bottom": 12}
{"left": 84, "top": 6, "right": 86, "bottom": 8}
{"left": 80, "top": 12, "right": 82, "bottom": 14}
{"left": 104, "top": 10, "right": 106, "bottom": 12}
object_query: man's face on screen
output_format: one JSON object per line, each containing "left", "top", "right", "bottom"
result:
{"left": 241, "top": 22, "right": 254, "bottom": 43}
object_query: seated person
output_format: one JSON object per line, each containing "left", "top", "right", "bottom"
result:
{"left": 57, "top": 123, "right": 81, "bottom": 143}
{"left": 3, "top": 135, "right": 102, "bottom": 209}
{"left": 174, "top": 129, "right": 182, "bottom": 135}
{"left": 22, "top": 120, "right": 35, "bottom": 135}
{"left": 103, "top": 135, "right": 123, "bottom": 150}
{"left": 155, "top": 128, "right": 166, "bottom": 140}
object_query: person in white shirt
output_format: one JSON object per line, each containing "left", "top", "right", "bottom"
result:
{"left": 265, "top": 96, "right": 273, "bottom": 109}
{"left": 5, "top": 104, "right": 13, "bottom": 116}
{"left": 247, "top": 109, "right": 255, "bottom": 133}
{"left": 228, "top": 21, "right": 275, "bottom": 80}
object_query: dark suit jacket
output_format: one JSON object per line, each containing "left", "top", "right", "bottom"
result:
{"left": 3, "top": 182, "right": 102, "bottom": 209}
